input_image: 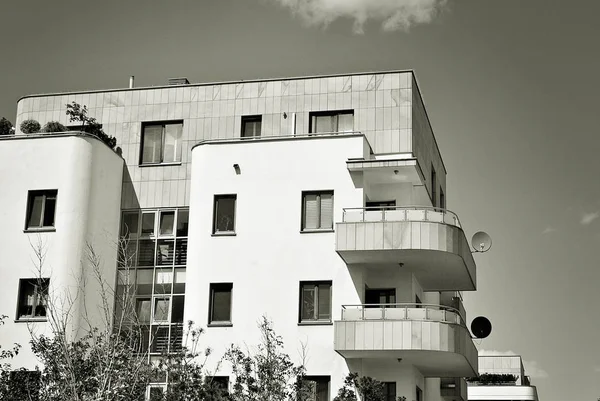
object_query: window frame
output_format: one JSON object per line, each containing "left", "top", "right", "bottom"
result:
{"left": 139, "top": 120, "right": 184, "bottom": 166}
{"left": 309, "top": 110, "right": 354, "bottom": 134}
{"left": 241, "top": 115, "right": 262, "bottom": 139}
{"left": 300, "top": 375, "right": 330, "bottom": 401}
{"left": 298, "top": 281, "right": 332, "bottom": 325}
{"left": 208, "top": 283, "right": 233, "bottom": 326}
{"left": 212, "top": 194, "right": 237, "bottom": 235}
{"left": 16, "top": 278, "right": 49, "bottom": 321}
{"left": 24, "top": 189, "right": 58, "bottom": 231}
{"left": 301, "top": 190, "right": 334, "bottom": 232}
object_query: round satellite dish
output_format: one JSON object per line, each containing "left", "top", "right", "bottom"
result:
{"left": 471, "top": 316, "right": 492, "bottom": 339}
{"left": 471, "top": 231, "right": 492, "bottom": 252}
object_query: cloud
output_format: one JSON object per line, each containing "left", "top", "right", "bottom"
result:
{"left": 478, "top": 350, "right": 548, "bottom": 379}
{"left": 580, "top": 211, "right": 599, "bottom": 225}
{"left": 542, "top": 226, "right": 556, "bottom": 234}
{"left": 268, "top": 0, "right": 448, "bottom": 34}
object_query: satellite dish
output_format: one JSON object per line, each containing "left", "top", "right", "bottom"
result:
{"left": 471, "top": 231, "right": 492, "bottom": 253}
{"left": 471, "top": 316, "right": 492, "bottom": 339}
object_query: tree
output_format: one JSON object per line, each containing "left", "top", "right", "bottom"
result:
{"left": 334, "top": 373, "right": 407, "bottom": 401}
{"left": 0, "top": 117, "right": 14, "bottom": 135}
{"left": 20, "top": 119, "right": 41, "bottom": 134}
{"left": 0, "top": 238, "right": 222, "bottom": 401}
{"left": 66, "top": 101, "right": 117, "bottom": 149}
{"left": 225, "top": 316, "right": 311, "bottom": 401}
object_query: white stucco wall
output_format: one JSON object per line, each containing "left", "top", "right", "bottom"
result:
{"left": 187, "top": 134, "right": 369, "bottom": 394}
{"left": 0, "top": 134, "right": 123, "bottom": 368}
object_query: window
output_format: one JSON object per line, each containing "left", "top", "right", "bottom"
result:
{"left": 299, "top": 281, "right": 331, "bottom": 323}
{"left": 17, "top": 278, "right": 49, "bottom": 320}
{"left": 213, "top": 195, "right": 236, "bottom": 234}
{"left": 241, "top": 115, "right": 262, "bottom": 138}
{"left": 416, "top": 386, "right": 423, "bottom": 401}
{"left": 146, "top": 384, "right": 166, "bottom": 401}
{"left": 431, "top": 165, "right": 437, "bottom": 208}
{"left": 440, "top": 188, "right": 445, "bottom": 210}
{"left": 301, "top": 376, "right": 330, "bottom": 401}
{"left": 365, "top": 288, "right": 396, "bottom": 307}
{"left": 301, "top": 191, "right": 333, "bottom": 231}
{"left": 140, "top": 121, "right": 183, "bottom": 165}
{"left": 25, "top": 190, "right": 57, "bottom": 230}
{"left": 382, "top": 382, "right": 396, "bottom": 401}
{"left": 366, "top": 200, "right": 396, "bottom": 210}
{"left": 309, "top": 110, "right": 353, "bottom": 133}
{"left": 209, "top": 283, "right": 233, "bottom": 325}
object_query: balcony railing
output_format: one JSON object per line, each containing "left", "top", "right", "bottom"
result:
{"left": 340, "top": 303, "right": 466, "bottom": 327}
{"left": 342, "top": 206, "right": 461, "bottom": 228}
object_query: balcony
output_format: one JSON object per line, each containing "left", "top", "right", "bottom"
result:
{"left": 335, "top": 207, "right": 476, "bottom": 291}
{"left": 441, "top": 377, "right": 468, "bottom": 401}
{"left": 334, "top": 304, "right": 478, "bottom": 378}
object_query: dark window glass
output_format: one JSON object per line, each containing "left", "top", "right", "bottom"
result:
{"left": 141, "top": 212, "right": 156, "bottom": 236}
{"left": 299, "top": 282, "right": 332, "bottom": 322}
{"left": 26, "top": 190, "right": 57, "bottom": 229}
{"left": 176, "top": 210, "right": 189, "bottom": 236}
{"left": 151, "top": 326, "right": 170, "bottom": 353}
{"left": 17, "top": 279, "right": 49, "bottom": 320}
{"left": 213, "top": 195, "right": 236, "bottom": 233}
{"left": 156, "top": 240, "right": 175, "bottom": 266}
{"left": 137, "top": 240, "right": 156, "bottom": 266}
{"left": 121, "top": 211, "right": 139, "bottom": 237}
{"left": 241, "top": 115, "right": 262, "bottom": 138}
{"left": 431, "top": 165, "right": 437, "bottom": 208}
{"left": 209, "top": 283, "right": 233, "bottom": 323}
{"left": 301, "top": 376, "right": 330, "bottom": 401}
{"left": 171, "top": 296, "right": 185, "bottom": 323}
{"left": 382, "top": 382, "right": 396, "bottom": 401}
{"left": 159, "top": 211, "right": 175, "bottom": 236}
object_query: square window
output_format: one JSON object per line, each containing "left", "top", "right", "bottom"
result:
{"left": 171, "top": 295, "right": 185, "bottom": 323}
{"left": 153, "top": 297, "right": 170, "bottom": 322}
{"left": 209, "top": 283, "right": 232, "bottom": 324}
{"left": 299, "top": 281, "right": 331, "bottom": 323}
{"left": 136, "top": 269, "right": 154, "bottom": 295}
{"left": 241, "top": 115, "right": 262, "bottom": 138}
{"left": 176, "top": 209, "right": 189, "bottom": 236}
{"left": 17, "top": 278, "right": 49, "bottom": 320}
{"left": 121, "top": 211, "right": 139, "bottom": 237}
{"left": 301, "top": 191, "right": 334, "bottom": 231}
{"left": 150, "top": 325, "right": 170, "bottom": 353}
{"left": 141, "top": 212, "right": 156, "bottom": 237}
{"left": 140, "top": 121, "right": 183, "bottom": 165}
{"left": 159, "top": 211, "right": 175, "bottom": 236}
{"left": 136, "top": 298, "right": 152, "bottom": 323}
{"left": 213, "top": 195, "right": 236, "bottom": 234}
{"left": 25, "top": 190, "right": 57, "bottom": 230}
{"left": 301, "top": 376, "right": 330, "bottom": 401}
{"left": 309, "top": 110, "right": 353, "bottom": 134}
{"left": 138, "top": 240, "right": 156, "bottom": 266}
{"left": 156, "top": 240, "right": 174, "bottom": 266}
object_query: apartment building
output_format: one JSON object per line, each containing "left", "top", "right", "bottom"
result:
{"left": 468, "top": 355, "right": 540, "bottom": 400}
{"left": 1, "top": 70, "right": 479, "bottom": 401}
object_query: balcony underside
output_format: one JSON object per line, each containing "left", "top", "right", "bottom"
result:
{"left": 336, "top": 221, "right": 476, "bottom": 291}
{"left": 334, "top": 320, "right": 478, "bottom": 377}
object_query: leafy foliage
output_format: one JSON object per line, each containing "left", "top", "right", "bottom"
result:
{"left": 0, "top": 117, "right": 14, "bottom": 135}
{"left": 66, "top": 101, "right": 117, "bottom": 149}
{"left": 333, "top": 373, "right": 406, "bottom": 401}
{"left": 465, "top": 373, "right": 518, "bottom": 385}
{"left": 225, "top": 316, "right": 310, "bottom": 401}
{"left": 42, "top": 121, "right": 68, "bottom": 133}
{"left": 20, "top": 119, "right": 42, "bottom": 134}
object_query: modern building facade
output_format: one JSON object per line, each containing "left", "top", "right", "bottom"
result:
{"left": 1, "top": 70, "right": 481, "bottom": 400}
{"left": 468, "top": 355, "right": 540, "bottom": 401}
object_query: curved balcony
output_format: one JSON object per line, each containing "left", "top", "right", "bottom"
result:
{"left": 335, "top": 207, "right": 476, "bottom": 291}
{"left": 334, "top": 303, "right": 478, "bottom": 378}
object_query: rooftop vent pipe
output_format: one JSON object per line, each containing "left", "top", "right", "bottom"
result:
{"left": 129, "top": 76, "right": 135, "bottom": 88}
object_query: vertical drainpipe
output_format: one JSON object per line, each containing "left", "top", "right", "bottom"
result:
{"left": 292, "top": 112, "right": 297, "bottom": 136}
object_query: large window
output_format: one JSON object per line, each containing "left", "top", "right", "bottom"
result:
{"left": 213, "top": 195, "right": 236, "bottom": 234}
{"left": 309, "top": 110, "right": 353, "bottom": 134}
{"left": 241, "top": 115, "right": 262, "bottom": 138}
{"left": 301, "top": 376, "right": 330, "bottom": 401}
{"left": 299, "top": 281, "right": 332, "bottom": 323}
{"left": 209, "top": 283, "right": 233, "bottom": 325}
{"left": 301, "top": 191, "right": 333, "bottom": 231}
{"left": 116, "top": 208, "right": 188, "bottom": 355}
{"left": 140, "top": 121, "right": 183, "bottom": 165}
{"left": 17, "top": 278, "right": 49, "bottom": 321}
{"left": 25, "top": 190, "right": 57, "bottom": 230}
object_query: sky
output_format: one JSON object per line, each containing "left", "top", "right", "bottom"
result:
{"left": 2, "top": 0, "right": 600, "bottom": 399}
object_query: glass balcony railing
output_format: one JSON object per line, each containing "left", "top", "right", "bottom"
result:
{"left": 340, "top": 303, "right": 466, "bottom": 327}
{"left": 341, "top": 206, "right": 461, "bottom": 228}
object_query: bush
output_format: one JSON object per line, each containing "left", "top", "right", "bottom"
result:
{"left": 66, "top": 101, "right": 117, "bottom": 149}
{"left": 466, "top": 373, "right": 518, "bottom": 385}
{"left": 0, "top": 117, "right": 13, "bottom": 136}
{"left": 42, "top": 121, "right": 68, "bottom": 133}
{"left": 20, "top": 119, "right": 41, "bottom": 134}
